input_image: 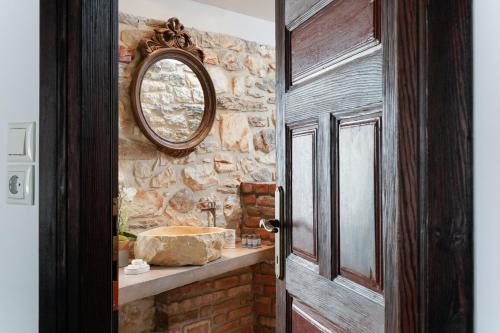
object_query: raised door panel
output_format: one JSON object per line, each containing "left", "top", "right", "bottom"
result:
{"left": 334, "top": 114, "right": 382, "bottom": 291}
{"left": 288, "top": 123, "right": 318, "bottom": 264}
{"left": 290, "top": 0, "right": 380, "bottom": 83}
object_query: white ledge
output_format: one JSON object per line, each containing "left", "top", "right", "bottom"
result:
{"left": 119, "top": 244, "right": 274, "bottom": 305}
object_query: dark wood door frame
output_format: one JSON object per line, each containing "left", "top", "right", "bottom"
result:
{"left": 39, "top": 0, "right": 118, "bottom": 332}
{"left": 275, "top": 0, "right": 472, "bottom": 332}
{"left": 38, "top": 0, "right": 471, "bottom": 331}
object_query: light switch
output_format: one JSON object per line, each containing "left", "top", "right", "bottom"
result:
{"left": 8, "top": 122, "right": 35, "bottom": 162}
{"left": 6, "top": 165, "right": 34, "bottom": 205}
{"left": 8, "top": 128, "right": 26, "bottom": 155}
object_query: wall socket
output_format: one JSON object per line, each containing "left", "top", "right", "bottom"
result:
{"left": 6, "top": 165, "right": 34, "bottom": 205}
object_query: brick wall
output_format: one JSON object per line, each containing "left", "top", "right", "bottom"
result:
{"left": 240, "top": 182, "right": 276, "bottom": 242}
{"left": 154, "top": 263, "right": 276, "bottom": 333}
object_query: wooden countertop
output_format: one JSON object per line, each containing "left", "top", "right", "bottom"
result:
{"left": 119, "top": 244, "right": 274, "bottom": 305}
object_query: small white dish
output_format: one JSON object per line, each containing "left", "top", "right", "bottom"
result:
{"left": 124, "top": 259, "right": 150, "bottom": 275}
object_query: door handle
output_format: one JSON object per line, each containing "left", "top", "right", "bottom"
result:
{"left": 259, "top": 219, "right": 279, "bottom": 233}
{"left": 259, "top": 186, "right": 284, "bottom": 280}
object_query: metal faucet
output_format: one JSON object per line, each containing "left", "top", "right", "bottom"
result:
{"left": 200, "top": 201, "right": 216, "bottom": 227}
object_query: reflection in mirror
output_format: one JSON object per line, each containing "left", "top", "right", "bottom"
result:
{"left": 140, "top": 58, "right": 205, "bottom": 142}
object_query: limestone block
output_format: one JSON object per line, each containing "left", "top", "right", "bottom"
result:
{"left": 183, "top": 164, "right": 219, "bottom": 191}
{"left": 134, "top": 226, "right": 226, "bottom": 266}
{"left": 223, "top": 195, "right": 242, "bottom": 223}
{"left": 151, "top": 165, "right": 176, "bottom": 188}
{"left": 214, "top": 152, "right": 237, "bottom": 173}
{"left": 207, "top": 66, "right": 230, "bottom": 94}
{"left": 168, "top": 188, "right": 195, "bottom": 213}
{"left": 254, "top": 129, "right": 276, "bottom": 153}
{"left": 124, "top": 188, "right": 166, "bottom": 218}
{"left": 248, "top": 115, "right": 268, "bottom": 127}
{"left": 219, "top": 114, "right": 254, "bottom": 152}
{"left": 217, "top": 96, "right": 267, "bottom": 112}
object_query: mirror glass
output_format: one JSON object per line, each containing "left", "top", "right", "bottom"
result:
{"left": 140, "top": 58, "right": 205, "bottom": 142}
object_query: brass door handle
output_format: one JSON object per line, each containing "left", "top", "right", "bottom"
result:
{"left": 259, "top": 219, "right": 280, "bottom": 233}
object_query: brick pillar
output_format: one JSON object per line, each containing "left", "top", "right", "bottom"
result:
{"left": 240, "top": 182, "right": 276, "bottom": 243}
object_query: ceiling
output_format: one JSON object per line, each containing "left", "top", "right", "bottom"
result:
{"left": 192, "top": 0, "right": 275, "bottom": 22}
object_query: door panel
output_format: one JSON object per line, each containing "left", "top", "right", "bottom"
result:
{"left": 277, "top": 0, "right": 384, "bottom": 332}
{"left": 336, "top": 114, "right": 382, "bottom": 291}
{"left": 290, "top": 0, "right": 380, "bottom": 82}
{"left": 290, "top": 123, "right": 318, "bottom": 264}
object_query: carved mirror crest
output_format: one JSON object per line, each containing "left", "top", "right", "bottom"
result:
{"left": 131, "top": 17, "right": 216, "bottom": 157}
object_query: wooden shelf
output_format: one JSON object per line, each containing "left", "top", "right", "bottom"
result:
{"left": 119, "top": 244, "right": 274, "bottom": 305}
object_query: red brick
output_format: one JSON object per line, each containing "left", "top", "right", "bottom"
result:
{"left": 264, "top": 285, "right": 276, "bottom": 294}
{"left": 214, "top": 320, "right": 239, "bottom": 333}
{"left": 184, "top": 319, "right": 211, "bottom": 333}
{"left": 241, "top": 183, "right": 254, "bottom": 194}
{"left": 242, "top": 194, "right": 256, "bottom": 205}
{"left": 214, "top": 276, "right": 239, "bottom": 289}
{"left": 214, "top": 313, "right": 226, "bottom": 324}
{"left": 246, "top": 206, "right": 261, "bottom": 217}
{"left": 255, "top": 295, "right": 271, "bottom": 305}
{"left": 240, "top": 273, "right": 253, "bottom": 283}
{"left": 256, "top": 195, "right": 275, "bottom": 207}
{"left": 255, "top": 274, "right": 275, "bottom": 286}
{"left": 252, "top": 228, "right": 275, "bottom": 241}
{"left": 253, "top": 303, "right": 271, "bottom": 315}
{"left": 268, "top": 183, "right": 276, "bottom": 194}
{"left": 228, "top": 284, "right": 252, "bottom": 297}
{"left": 168, "top": 310, "right": 198, "bottom": 325}
{"left": 260, "top": 207, "right": 275, "bottom": 218}
{"left": 255, "top": 183, "right": 269, "bottom": 194}
{"left": 252, "top": 284, "right": 264, "bottom": 294}
{"left": 228, "top": 305, "right": 253, "bottom": 320}
{"left": 259, "top": 316, "right": 276, "bottom": 328}
{"left": 260, "top": 263, "right": 275, "bottom": 274}
{"left": 234, "top": 327, "right": 253, "bottom": 333}
{"left": 245, "top": 216, "right": 260, "bottom": 228}
{"left": 213, "top": 298, "right": 240, "bottom": 313}
{"left": 240, "top": 315, "right": 254, "bottom": 326}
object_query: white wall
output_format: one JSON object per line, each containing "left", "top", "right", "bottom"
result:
{"left": 119, "top": 0, "right": 275, "bottom": 46}
{"left": 0, "top": 1, "right": 39, "bottom": 332}
{"left": 474, "top": 1, "right": 500, "bottom": 332}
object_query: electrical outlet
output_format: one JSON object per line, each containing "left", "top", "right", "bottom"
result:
{"left": 6, "top": 165, "right": 34, "bottom": 205}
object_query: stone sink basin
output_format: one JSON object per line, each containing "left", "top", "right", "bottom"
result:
{"left": 134, "top": 226, "right": 226, "bottom": 266}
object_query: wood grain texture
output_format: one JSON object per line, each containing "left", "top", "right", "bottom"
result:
{"left": 292, "top": 299, "right": 345, "bottom": 333}
{"left": 337, "top": 116, "right": 382, "bottom": 292}
{"left": 285, "top": 0, "right": 324, "bottom": 26}
{"left": 285, "top": 50, "right": 383, "bottom": 123}
{"left": 382, "top": 0, "right": 419, "bottom": 331}
{"left": 39, "top": 0, "right": 118, "bottom": 331}
{"left": 289, "top": 123, "right": 318, "bottom": 263}
{"left": 290, "top": 0, "right": 379, "bottom": 82}
{"left": 425, "top": 0, "right": 473, "bottom": 331}
{"left": 286, "top": 258, "right": 384, "bottom": 333}
{"left": 275, "top": 1, "right": 289, "bottom": 332}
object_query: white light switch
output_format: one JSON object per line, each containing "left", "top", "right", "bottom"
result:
{"left": 8, "top": 128, "right": 26, "bottom": 155}
{"left": 6, "top": 165, "right": 34, "bottom": 205}
{"left": 8, "top": 122, "right": 35, "bottom": 162}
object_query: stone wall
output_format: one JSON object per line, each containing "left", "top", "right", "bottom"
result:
{"left": 118, "top": 13, "right": 276, "bottom": 234}
{"left": 119, "top": 263, "right": 276, "bottom": 333}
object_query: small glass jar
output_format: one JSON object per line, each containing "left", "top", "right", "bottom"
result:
{"left": 256, "top": 235, "right": 262, "bottom": 248}
{"left": 241, "top": 234, "right": 248, "bottom": 248}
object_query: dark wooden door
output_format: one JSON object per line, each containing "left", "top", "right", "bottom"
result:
{"left": 276, "top": 0, "right": 384, "bottom": 332}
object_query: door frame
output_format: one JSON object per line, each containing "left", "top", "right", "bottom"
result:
{"left": 38, "top": 0, "right": 472, "bottom": 331}
{"left": 275, "top": 0, "right": 473, "bottom": 332}
{"left": 39, "top": 0, "right": 118, "bottom": 332}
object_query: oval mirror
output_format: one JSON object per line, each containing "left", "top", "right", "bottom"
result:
{"left": 131, "top": 18, "right": 216, "bottom": 156}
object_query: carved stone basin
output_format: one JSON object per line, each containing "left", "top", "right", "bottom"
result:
{"left": 134, "top": 226, "right": 226, "bottom": 266}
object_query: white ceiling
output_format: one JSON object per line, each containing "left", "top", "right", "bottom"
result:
{"left": 192, "top": 0, "right": 275, "bottom": 22}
